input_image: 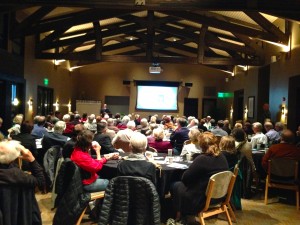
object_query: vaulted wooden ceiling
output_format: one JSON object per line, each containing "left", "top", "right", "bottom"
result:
{"left": 2, "top": 0, "right": 300, "bottom": 72}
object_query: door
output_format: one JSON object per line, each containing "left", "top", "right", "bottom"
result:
{"left": 288, "top": 75, "right": 300, "bottom": 132}
{"left": 233, "top": 89, "right": 244, "bottom": 123}
{"left": 184, "top": 98, "right": 198, "bottom": 118}
{"left": 37, "top": 86, "right": 54, "bottom": 116}
{"left": 202, "top": 98, "right": 217, "bottom": 119}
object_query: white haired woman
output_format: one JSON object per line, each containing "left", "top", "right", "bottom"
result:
{"left": 0, "top": 140, "right": 45, "bottom": 224}
{"left": 117, "top": 132, "right": 157, "bottom": 186}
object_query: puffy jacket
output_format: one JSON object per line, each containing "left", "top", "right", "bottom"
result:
{"left": 99, "top": 176, "right": 161, "bottom": 225}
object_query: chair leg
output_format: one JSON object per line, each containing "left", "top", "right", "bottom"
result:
{"left": 264, "top": 177, "right": 269, "bottom": 205}
{"left": 76, "top": 206, "right": 87, "bottom": 225}
{"left": 227, "top": 203, "right": 237, "bottom": 223}
{"left": 223, "top": 206, "right": 233, "bottom": 225}
{"left": 198, "top": 213, "right": 205, "bottom": 225}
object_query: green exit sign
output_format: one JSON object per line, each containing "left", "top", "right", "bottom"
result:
{"left": 218, "top": 92, "right": 233, "bottom": 98}
{"left": 44, "top": 78, "right": 49, "bottom": 86}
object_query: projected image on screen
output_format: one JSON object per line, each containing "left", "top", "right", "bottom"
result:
{"left": 136, "top": 86, "right": 178, "bottom": 110}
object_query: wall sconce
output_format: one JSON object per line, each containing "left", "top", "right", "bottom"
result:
{"left": 244, "top": 105, "right": 248, "bottom": 121}
{"left": 12, "top": 98, "right": 19, "bottom": 106}
{"left": 27, "top": 98, "right": 33, "bottom": 111}
{"left": 27, "top": 98, "right": 33, "bottom": 107}
{"left": 281, "top": 106, "right": 285, "bottom": 115}
{"left": 53, "top": 101, "right": 59, "bottom": 111}
{"left": 67, "top": 101, "right": 72, "bottom": 112}
{"left": 230, "top": 105, "right": 234, "bottom": 118}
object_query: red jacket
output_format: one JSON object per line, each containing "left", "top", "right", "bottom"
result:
{"left": 262, "top": 143, "right": 300, "bottom": 170}
{"left": 71, "top": 147, "right": 107, "bottom": 185}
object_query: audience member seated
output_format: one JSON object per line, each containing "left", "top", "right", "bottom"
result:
{"left": 149, "top": 115, "right": 158, "bottom": 125}
{"left": 187, "top": 118, "right": 199, "bottom": 130}
{"left": 148, "top": 128, "right": 173, "bottom": 154}
{"left": 71, "top": 130, "right": 118, "bottom": 192}
{"left": 41, "top": 121, "right": 69, "bottom": 165}
{"left": 163, "top": 115, "right": 175, "bottom": 130}
{"left": 7, "top": 114, "right": 23, "bottom": 138}
{"left": 84, "top": 114, "right": 97, "bottom": 133}
{"left": 116, "top": 115, "right": 130, "bottom": 130}
{"left": 112, "top": 120, "right": 136, "bottom": 146}
{"left": 0, "top": 140, "right": 45, "bottom": 225}
{"left": 117, "top": 132, "right": 157, "bottom": 186}
{"left": 234, "top": 122, "right": 243, "bottom": 129}
{"left": 136, "top": 118, "right": 150, "bottom": 135}
{"left": 93, "top": 122, "right": 119, "bottom": 155}
{"left": 31, "top": 116, "right": 48, "bottom": 138}
{"left": 274, "top": 122, "right": 284, "bottom": 137}
{"left": 180, "top": 128, "right": 202, "bottom": 159}
{"left": 250, "top": 122, "right": 268, "bottom": 149}
{"left": 262, "top": 129, "right": 300, "bottom": 171}
{"left": 197, "top": 119, "right": 208, "bottom": 132}
{"left": 264, "top": 121, "right": 280, "bottom": 144}
{"left": 0, "top": 117, "right": 4, "bottom": 141}
{"left": 243, "top": 121, "right": 254, "bottom": 136}
{"left": 211, "top": 120, "right": 228, "bottom": 137}
{"left": 231, "top": 128, "right": 256, "bottom": 172}
{"left": 107, "top": 118, "right": 119, "bottom": 133}
{"left": 222, "top": 119, "right": 231, "bottom": 135}
{"left": 12, "top": 121, "right": 38, "bottom": 170}
{"left": 62, "top": 114, "right": 75, "bottom": 138}
{"left": 219, "top": 135, "right": 242, "bottom": 210}
{"left": 170, "top": 117, "right": 189, "bottom": 155}
{"left": 203, "top": 115, "right": 212, "bottom": 130}
{"left": 62, "top": 124, "right": 86, "bottom": 159}
{"left": 100, "top": 120, "right": 115, "bottom": 140}
{"left": 170, "top": 132, "right": 229, "bottom": 223}
{"left": 80, "top": 113, "right": 88, "bottom": 124}
{"left": 134, "top": 114, "right": 141, "bottom": 126}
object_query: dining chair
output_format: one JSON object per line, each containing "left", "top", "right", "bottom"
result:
{"left": 197, "top": 170, "right": 237, "bottom": 225}
{"left": 264, "top": 158, "right": 299, "bottom": 210}
{"left": 76, "top": 191, "right": 105, "bottom": 225}
{"left": 148, "top": 146, "right": 158, "bottom": 152}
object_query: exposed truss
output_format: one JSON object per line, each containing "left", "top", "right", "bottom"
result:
{"left": 3, "top": 0, "right": 296, "bottom": 71}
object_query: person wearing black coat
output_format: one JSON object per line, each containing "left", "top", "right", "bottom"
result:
{"left": 0, "top": 140, "right": 45, "bottom": 225}
{"left": 93, "top": 122, "right": 119, "bottom": 155}
{"left": 171, "top": 132, "right": 228, "bottom": 222}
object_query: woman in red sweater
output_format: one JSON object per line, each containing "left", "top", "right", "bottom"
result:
{"left": 71, "top": 130, "right": 118, "bottom": 192}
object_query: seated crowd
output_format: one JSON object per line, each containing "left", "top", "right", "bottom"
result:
{"left": 0, "top": 109, "right": 300, "bottom": 224}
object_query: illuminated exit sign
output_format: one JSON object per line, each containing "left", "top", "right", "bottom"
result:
{"left": 218, "top": 92, "right": 233, "bottom": 98}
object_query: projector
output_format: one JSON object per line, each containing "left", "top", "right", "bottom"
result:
{"left": 149, "top": 66, "right": 162, "bottom": 74}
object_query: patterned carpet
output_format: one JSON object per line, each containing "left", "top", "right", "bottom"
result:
{"left": 37, "top": 190, "right": 300, "bottom": 225}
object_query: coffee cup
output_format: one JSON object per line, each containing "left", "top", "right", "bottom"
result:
{"left": 257, "top": 143, "right": 261, "bottom": 150}
{"left": 168, "top": 149, "right": 173, "bottom": 156}
{"left": 186, "top": 153, "right": 192, "bottom": 161}
{"left": 167, "top": 156, "right": 174, "bottom": 164}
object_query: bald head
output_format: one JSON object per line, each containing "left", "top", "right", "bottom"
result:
{"left": 280, "top": 129, "right": 294, "bottom": 144}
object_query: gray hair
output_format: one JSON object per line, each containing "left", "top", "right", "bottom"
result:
{"left": 127, "top": 120, "right": 136, "bottom": 129}
{"left": 252, "top": 122, "right": 263, "bottom": 132}
{"left": 0, "top": 140, "right": 22, "bottom": 164}
{"left": 54, "top": 121, "right": 66, "bottom": 134}
{"left": 62, "top": 114, "right": 70, "bottom": 122}
{"left": 130, "top": 132, "right": 147, "bottom": 153}
{"left": 140, "top": 118, "right": 148, "bottom": 128}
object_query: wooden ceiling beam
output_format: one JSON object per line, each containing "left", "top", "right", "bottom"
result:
{"left": 23, "top": 9, "right": 134, "bottom": 36}
{"left": 197, "top": 25, "right": 207, "bottom": 64}
{"left": 245, "top": 11, "right": 289, "bottom": 45}
{"left": 146, "top": 10, "right": 154, "bottom": 60}
{"left": 12, "top": 6, "right": 55, "bottom": 38}
{"left": 93, "top": 21, "right": 102, "bottom": 61}
{"left": 162, "top": 10, "right": 281, "bottom": 43}
{"left": 3, "top": 0, "right": 300, "bottom": 11}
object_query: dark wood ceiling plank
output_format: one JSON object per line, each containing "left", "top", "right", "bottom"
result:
{"left": 162, "top": 10, "right": 281, "bottom": 43}
{"left": 146, "top": 10, "right": 154, "bottom": 60}
{"left": 102, "top": 39, "right": 144, "bottom": 52}
{"left": 245, "top": 11, "right": 289, "bottom": 45}
{"left": 234, "top": 33, "right": 264, "bottom": 58}
{"left": 25, "top": 9, "right": 134, "bottom": 36}
{"left": 93, "top": 21, "right": 102, "bottom": 61}
{"left": 3, "top": 0, "right": 300, "bottom": 11}
{"left": 197, "top": 25, "right": 207, "bottom": 63}
{"left": 12, "top": 6, "right": 55, "bottom": 38}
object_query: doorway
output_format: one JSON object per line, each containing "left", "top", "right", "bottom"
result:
{"left": 288, "top": 75, "right": 300, "bottom": 132}
{"left": 202, "top": 98, "right": 217, "bottom": 119}
{"left": 184, "top": 98, "right": 198, "bottom": 118}
{"left": 233, "top": 89, "right": 244, "bottom": 123}
{"left": 37, "top": 86, "right": 54, "bottom": 116}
